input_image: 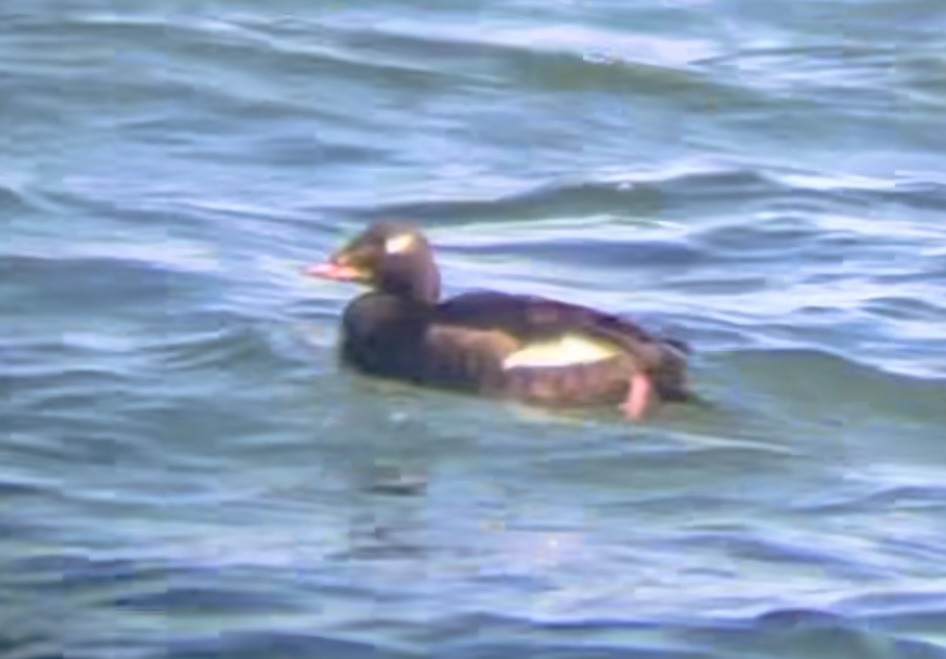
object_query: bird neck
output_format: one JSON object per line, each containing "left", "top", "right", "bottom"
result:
{"left": 378, "top": 256, "right": 441, "bottom": 305}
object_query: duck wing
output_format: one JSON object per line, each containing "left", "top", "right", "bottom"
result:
{"left": 433, "top": 291, "right": 687, "bottom": 372}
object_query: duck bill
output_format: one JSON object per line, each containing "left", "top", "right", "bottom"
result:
{"left": 305, "top": 261, "right": 364, "bottom": 282}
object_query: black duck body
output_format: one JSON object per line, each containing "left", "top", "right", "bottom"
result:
{"left": 308, "top": 222, "right": 691, "bottom": 419}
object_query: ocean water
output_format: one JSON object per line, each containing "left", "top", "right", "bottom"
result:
{"left": 3, "top": 1, "right": 946, "bottom": 657}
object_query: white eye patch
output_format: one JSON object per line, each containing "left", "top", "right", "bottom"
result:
{"left": 502, "top": 334, "right": 620, "bottom": 369}
{"left": 385, "top": 233, "right": 415, "bottom": 254}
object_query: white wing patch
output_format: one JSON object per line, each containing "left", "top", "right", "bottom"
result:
{"left": 502, "top": 334, "right": 620, "bottom": 370}
{"left": 385, "top": 233, "right": 415, "bottom": 254}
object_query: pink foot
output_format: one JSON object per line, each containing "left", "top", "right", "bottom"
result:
{"left": 619, "top": 372, "right": 654, "bottom": 421}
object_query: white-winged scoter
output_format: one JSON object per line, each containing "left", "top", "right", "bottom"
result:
{"left": 306, "top": 221, "right": 692, "bottom": 420}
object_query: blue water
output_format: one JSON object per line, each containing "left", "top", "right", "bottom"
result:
{"left": 3, "top": 2, "right": 946, "bottom": 657}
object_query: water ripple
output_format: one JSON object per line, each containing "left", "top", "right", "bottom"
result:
{"left": 4, "top": 1, "right": 946, "bottom": 657}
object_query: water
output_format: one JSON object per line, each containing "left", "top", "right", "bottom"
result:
{"left": 3, "top": 1, "right": 946, "bottom": 657}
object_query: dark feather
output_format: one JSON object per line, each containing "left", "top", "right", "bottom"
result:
{"left": 435, "top": 291, "right": 683, "bottom": 373}
{"left": 314, "top": 222, "right": 693, "bottom": 410}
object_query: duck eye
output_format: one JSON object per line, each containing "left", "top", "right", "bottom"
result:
{"left": 384, "top": 233, "right": 414, "bottom": 254}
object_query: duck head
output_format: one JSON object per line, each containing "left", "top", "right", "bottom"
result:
{"left": 306, "top": 221, "right": 441, "bottom": 304}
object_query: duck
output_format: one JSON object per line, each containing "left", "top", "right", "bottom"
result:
{"left": 306, "top": 221, "right": 692, "bottom": 420}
